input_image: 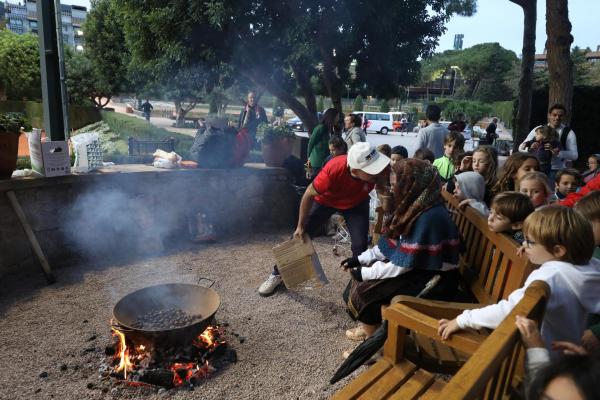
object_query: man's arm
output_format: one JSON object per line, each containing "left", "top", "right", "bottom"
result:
{"left": 294, "top": 184, "right": 318, "bottom": 239}
{"left": 518, "top": 129, "right": 538, "bottom": 152}
{"left": 416, "top": 128, "right": 427, "bottom": 150}
{"left": 558, "top": 130, "right": 578, "bottom": 162}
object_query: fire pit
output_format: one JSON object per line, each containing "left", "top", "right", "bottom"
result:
{"left": 103, "top": 281, "right": 236, "bottom": 389}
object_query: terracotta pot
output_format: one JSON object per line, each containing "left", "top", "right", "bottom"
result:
{"left": 262, "top": 137, "right": 293, "bottom": 167}
{"left": 0, "top": 131, "right": 21, "bottom": 179}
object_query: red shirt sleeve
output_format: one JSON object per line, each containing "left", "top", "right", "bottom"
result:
{"left": 560, "top": 173, "right": 600, "bottom": 207}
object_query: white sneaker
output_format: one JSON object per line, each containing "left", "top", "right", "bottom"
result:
{"left": 258, "top": 274, "right": 283, "bottom": 297}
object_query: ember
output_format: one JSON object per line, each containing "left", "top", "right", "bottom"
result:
{"left": 104, "top": 324, "right": 232, "bottom": 389}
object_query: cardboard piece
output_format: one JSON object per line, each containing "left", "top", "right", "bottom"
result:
{"left": 272, "top": 234, "right": 328, "bottom": 289}
{"left": 27, "top": 129, "right": 71, "bottom": 177}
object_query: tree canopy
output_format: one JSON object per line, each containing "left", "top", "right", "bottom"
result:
{"left": 115, "top": 0, "right": 475, "bottom": 131}
{"left": 0, "top": 29, "right": 40, "bottom": 100}
{"left": 421, "top": 42, "right": 519, "bottom": 102}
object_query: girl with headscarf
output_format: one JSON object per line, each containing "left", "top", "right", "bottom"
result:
{"left": 342, "top": 159, "right": 462, "bottom": 341}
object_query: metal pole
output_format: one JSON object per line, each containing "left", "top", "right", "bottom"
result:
{"left": 37, "top": 0, "right": 69, "bottom": 141}
{"left": 54, "top": 0, "right": 71, "bottom": 138}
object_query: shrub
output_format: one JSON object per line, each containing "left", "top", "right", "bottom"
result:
{"left": 353, "top": 95, "right": 364, "bottom": 111}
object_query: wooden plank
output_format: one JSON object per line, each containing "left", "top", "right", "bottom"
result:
{"left": 484, "top": 250, "right": 503, "bottom": 294}
{"left": 387, "top": 369, "right": 435, "bottom": 400}
{"left": 384, "top": 321, "right": 407, "bottom": 364}
{"left": 419, "top": 380, "right": 447, "bottom": 400}
{"left": 6, "top": 190, "right": 55, "bottom": 284}
{"left": 491, "top": 258, "right": 511, "bottom": 301}
{"left": 357, "top": 360, "right": 417, "bottom": 400}
{"left": 331, "top": 359, "right": 393, "bottom": 400}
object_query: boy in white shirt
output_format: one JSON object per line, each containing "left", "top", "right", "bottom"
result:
{"left": 438, "top": 206, "right": 600, "bottom": 359}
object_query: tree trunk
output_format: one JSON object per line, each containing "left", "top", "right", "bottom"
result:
{"left": 174, "top": 100, "right": 196, "bottom": 127}
{"left": 245, "top": 70, "right": 319, "bottom": 133}
{"left": 546, "top": 0, "right": 574, "bottom": 121}
{"left": 319, "top": 48, "right": 343, "bottom": 114}
{"left": 510, "top": 0, "right": 536, "bottom": 150}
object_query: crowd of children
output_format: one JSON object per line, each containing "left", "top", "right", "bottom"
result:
{"left": 361, "top": 110, "right": 600, "bottom": 397}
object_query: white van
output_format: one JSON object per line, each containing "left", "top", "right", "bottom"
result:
{"left": 351, "top": 111, "right": 407, "bottom": 135}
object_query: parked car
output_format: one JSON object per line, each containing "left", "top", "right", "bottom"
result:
{"left": 286, "top": 112, "right": 322, "bottom": 132}
{"left": 351, "top": 112, "right": 394, "bottom": 135}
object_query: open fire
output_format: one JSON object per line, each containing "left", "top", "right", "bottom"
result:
{"left": 105, "top": 324, "right": 232, "bottom": 389}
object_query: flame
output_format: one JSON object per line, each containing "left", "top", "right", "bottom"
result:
{"left": 194, "top": 326, "right": 223, "bottom": 349}
{"left": 112, "top": 328, "right": 134, "bottom": 379}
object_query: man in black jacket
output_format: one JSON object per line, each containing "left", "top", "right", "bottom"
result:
{"left": 238, "top": 91, "right": 268, "bottom": 144}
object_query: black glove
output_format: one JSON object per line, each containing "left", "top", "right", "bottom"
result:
{"left": 340, "top": 256, "right": 360, "bottom": 270}
{"left": 349, "top": 267, "right": 363, "bottom": 282}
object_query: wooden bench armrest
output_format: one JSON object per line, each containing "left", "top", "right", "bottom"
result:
{"left": 383, "top": 302, "right": 487, "bottom": 355}
{"left": 388, "top": 295, "right": 482, "bottom": 320}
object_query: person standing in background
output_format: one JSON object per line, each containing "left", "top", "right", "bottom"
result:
{"left": 416, "top": 104, "right": 447, "bottom": 158}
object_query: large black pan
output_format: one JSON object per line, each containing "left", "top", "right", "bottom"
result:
{"left": 112, "top": 281, "right": 220, "bottom": 345}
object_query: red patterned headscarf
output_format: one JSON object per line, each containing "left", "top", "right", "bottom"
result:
{"left": 385, "top": 159, "right": 442, "bottom": 238}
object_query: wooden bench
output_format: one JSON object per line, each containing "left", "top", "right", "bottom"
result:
{"left": 332, "top": 280, "right": 549, "bottom": 400}
{"left": 333, "top": 190, "right": 538, "bottom": 398}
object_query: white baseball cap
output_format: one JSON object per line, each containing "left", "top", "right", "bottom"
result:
{"left": 347, "top": 142, "right": 390, "bottom": 175}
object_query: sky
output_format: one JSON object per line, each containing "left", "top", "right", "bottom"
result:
{"left": 436, "top": 0, "right": 600, "bottom": 55}
{"left": 65, "top": 0, "right": 600, "bottom": 56}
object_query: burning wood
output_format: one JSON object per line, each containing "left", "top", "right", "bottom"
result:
{"left": 105, "top": 324, "right": 231, "bottom": 389}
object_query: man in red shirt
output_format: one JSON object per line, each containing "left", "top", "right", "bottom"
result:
{"left": 259, "top": 142, "right": 390, "bottom": 296}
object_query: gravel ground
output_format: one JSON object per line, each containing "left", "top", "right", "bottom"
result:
{"left": 0, "top": 232, "right": 367, "bottom": 400}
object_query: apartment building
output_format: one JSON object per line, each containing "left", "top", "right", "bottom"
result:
{"left": 2, "top": 1, "right": 87, "bottom": 50}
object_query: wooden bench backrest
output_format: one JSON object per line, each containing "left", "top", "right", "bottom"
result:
{"left": 442, "top": 191, "right": 535, "bottom": 305}
{"left": 439, "top": 280, "right": 550, "bottom": 399}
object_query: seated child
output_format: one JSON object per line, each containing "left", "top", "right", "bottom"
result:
{"left": 376, "top": 143, "right": 392, "bottom": 158}
{"left": 488, "top": 192, "right": 535, "bottom": 244}
{"left": 554, "top": 168, "right": 581, "bottom": 200}
{"left": 519, "top": 171, "right": 551, "bottom": 209}
{"left": 523, "top": 125, "right": 560, "bottom": 175}
{"left": 438, "top": 206, "right": 600, "bottom": 359}
{"left": 323, "top": 135, "right": 348, "bottom": 165}
{"left": 433, "top": 131, "right": 465, "bottom": 184}
{"left": 583, "top": 154, "right": 600, "bottom": 184}
{"left": 453, "top": 171, "right": 489, "bottom": 216}
{"left": 413, "top": 148, "right": 435, "bottom": 164}
{"left": 390, "top": 146, "right": 409, "bottom": 186}
{"left": 472, "top": 145, "right": 499, "bottom": 206}
{"left": 574, "top": 191, "right": 600, "bottom": 353}
{"left": 493, "top": 153, "right": 540, "bottom": 194}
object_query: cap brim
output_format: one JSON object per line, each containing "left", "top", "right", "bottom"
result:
{"left": 360, "top": 153, "right": 390, "bottom": 175}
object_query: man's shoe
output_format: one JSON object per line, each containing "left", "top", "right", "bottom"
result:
{"left": 346, "top": 325, "right": 367, "bottom": 341}
{"left": 258, "top": 274, "right": 283, "bottom": 297}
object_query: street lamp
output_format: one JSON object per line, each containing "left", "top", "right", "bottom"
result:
{"left": 450, "top": 66, "right": 460, "bottom": 97}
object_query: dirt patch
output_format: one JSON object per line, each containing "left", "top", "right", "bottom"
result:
{"left": 0, "top": 232, "right": 367, "bottom": 399}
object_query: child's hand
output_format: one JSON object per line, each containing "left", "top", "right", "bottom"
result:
{"left": 515, "top": 315, "right": 544, "bottom": 348}
{"left": 458, "top": 199, "right": 471, "bottom": 210}
{"left": 530, "top": 142, "right": 540, "bottom": 151}
{"left": 516, "top": 244, "right": 527, "bottom": 257}
{"left": 580, "top": 329, "right": 600, "bottom": 353}
{"left": 551, "top": 341, "right": 587, "bottom": 355}
{"left": 438, "top": 318, "right": 461, "bottom": 340}
{"left": 460, "top": 156, "right": 473, "bottom": 171}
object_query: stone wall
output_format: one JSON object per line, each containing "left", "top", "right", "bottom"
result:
{"left": 0, "top": 164, "right": 296, "bottom": 277}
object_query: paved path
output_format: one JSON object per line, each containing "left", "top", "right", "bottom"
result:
{"left": 108, "top": 101, "right": 199, "bottom": 137}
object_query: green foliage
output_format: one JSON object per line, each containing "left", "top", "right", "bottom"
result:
{"left": 421, "top": 43, "right": 518, "bottom": 102}
{"left": 0, "top": 100, "right": 101, "bottom": 130}
{"left": 490, "top": 101, "right": 515, "bottom": 129}
{"left": 0, "top": 30, "right": 40, "bottom": 100}
{"left": 353, "top": 95, "right": 364, "bottom": 111}
{"left": 437, "top": 99, "right": 492, "bottom": 126}
{"left": 256, "top": 122, "right": 295, "bottom": 144}
{"left": 16, "top": 156, "right": 32, "bottom": 170}
{"left": 82, "top": 0, "right": 131, "bottom": 106}
{"left": 379, "top": 99, "right": 390, "bottom": 112}
{"left": 0, "top": 112, "right": 31, "bottom": 133}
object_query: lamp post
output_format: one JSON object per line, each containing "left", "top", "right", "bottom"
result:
{"left": 450, "top": 66, "right": 460, "bottom": 97}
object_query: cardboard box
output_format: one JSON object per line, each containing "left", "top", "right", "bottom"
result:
{"left": 272, "top": 234, "right": 328, "bottom": 289}
{"left": 27, "top": 129, "right": 71, "bottom": 177}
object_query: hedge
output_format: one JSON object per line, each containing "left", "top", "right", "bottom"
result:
{"left": 490, "top": 101, "right": 515, "bottom": 129}
{"left": 0, "top": 101, "right": 101, "bottom": 130}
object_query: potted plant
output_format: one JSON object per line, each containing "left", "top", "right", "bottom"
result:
{"left": 256, "top": 122, "right": 296, "bottom": 167}
{"left": 0, "top": 112, "right": 31, "bottom": 179}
